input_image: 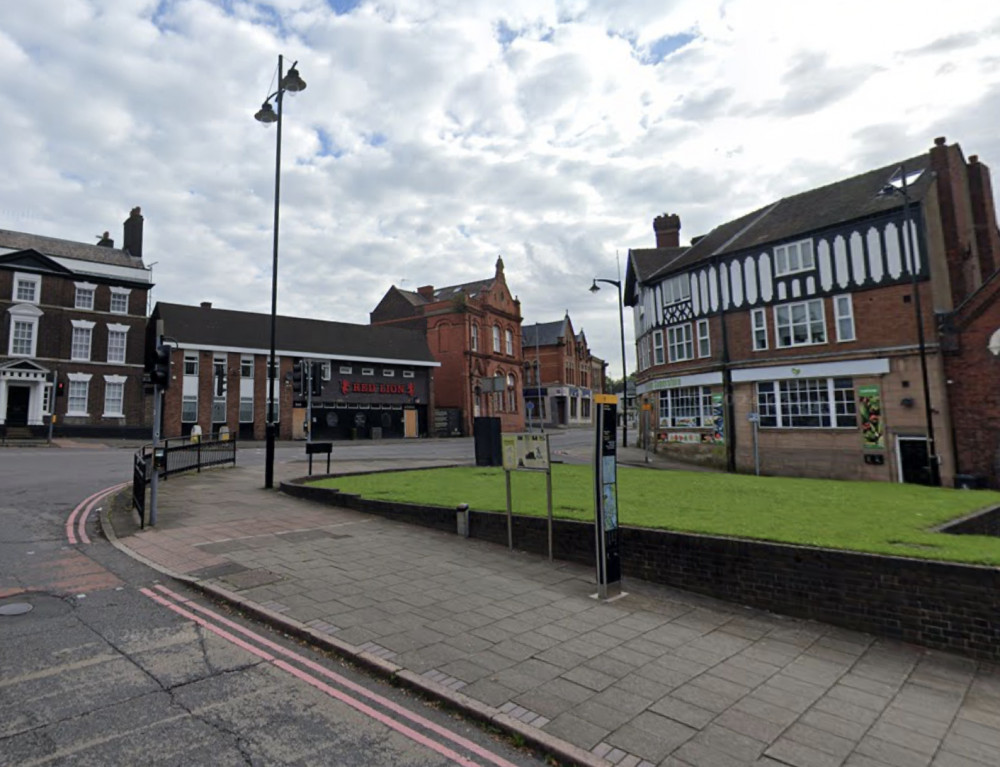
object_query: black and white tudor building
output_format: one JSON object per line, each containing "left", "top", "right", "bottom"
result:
{"left": 626, "top": 137, "right": 1000, "bottom": 486}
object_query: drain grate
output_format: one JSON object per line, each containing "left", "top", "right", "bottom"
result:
{"left": 220, "top": 568, "right": 284, "bottom": 590}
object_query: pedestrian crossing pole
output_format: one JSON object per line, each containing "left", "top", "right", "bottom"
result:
{"left": 593, "top": 393, "right": 622, "bottom": 600}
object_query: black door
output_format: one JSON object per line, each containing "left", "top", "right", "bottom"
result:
{"left": 899, "top": 438, "right": 933, "bottom": 485}
{"left": 5, "top": 387, "right": 30, "bottom": 426}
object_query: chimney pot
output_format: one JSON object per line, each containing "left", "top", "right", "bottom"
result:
{"left": 653, "top": 213, "right": 681, "bottom": 248}
{"left": 97, "top": 231, "right": 114, "bottom": 247}
{"left": 970, "top": 155, "right": 979, "bottom": 164}
{"left": 934, "top": 136, "right": 947, "bottom": 146}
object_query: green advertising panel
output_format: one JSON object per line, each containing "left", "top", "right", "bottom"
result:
{"left": 858, "top": 385, "right": 883, "bottom": 450}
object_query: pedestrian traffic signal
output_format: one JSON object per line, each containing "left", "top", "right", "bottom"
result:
{"left": 311, "top": 362, "right": 323, "bottom": 397}
{"left": 151, "top": 345, "right": 171, "bottom": 388}
{"left": 56, "top": 380, "right": 65, "bottom": 397}
{"left": 291, "top": 361, "right": 305, "bottom": 395}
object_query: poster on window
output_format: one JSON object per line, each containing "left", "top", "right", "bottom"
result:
{"left": 710, "top": 393, "right": 725, "bottom": 444}
{"left": 858, "top": 385, "right": 883, "bottom": 450}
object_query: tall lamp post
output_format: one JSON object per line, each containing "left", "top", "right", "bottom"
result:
{"left": 589, "top": 278, "right": 629, "bottom": 447}
{"left": 880, "top": 167, "right": 940, "bottom": 486}
{"left": 254, "top": 55, "right": 306, "bottom": 489}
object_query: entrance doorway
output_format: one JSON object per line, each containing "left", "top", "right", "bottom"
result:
{"left": 5, "top": 386, "right": 30, "bottom": 426}
{"left": 898, "top": 436, "right": 934, "bottom": 485}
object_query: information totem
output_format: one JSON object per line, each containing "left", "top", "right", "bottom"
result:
{"left": 593, "top": 393, "right": 621, "bottom": 599}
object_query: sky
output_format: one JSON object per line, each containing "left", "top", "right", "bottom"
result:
{"left": 1, "top": 0, "right": 999, "bottom": 375}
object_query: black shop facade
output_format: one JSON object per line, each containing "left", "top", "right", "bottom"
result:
{"left": 308, "top": 362, "right": 435, "bottom": 440}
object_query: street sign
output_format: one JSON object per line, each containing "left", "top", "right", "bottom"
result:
{"left": 593, "top": 393, "right": 621, "bottom": 600}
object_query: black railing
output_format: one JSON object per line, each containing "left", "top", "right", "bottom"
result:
{"left": 160, "top": 435, "right": 237, "bottom": 478}
{"left": 132, "top": 447, "right": 151, "bottom": 527}
{"left": 131, "top": 435, "right": 237, "bottom": 527}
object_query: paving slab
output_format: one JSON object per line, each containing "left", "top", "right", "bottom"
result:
{"left": 104, "top": 461, "right": 1000, "bottom": 767}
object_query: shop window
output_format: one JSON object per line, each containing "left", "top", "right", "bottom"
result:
{"left": 756, "top": 377, "right": 855, "bottom": 428}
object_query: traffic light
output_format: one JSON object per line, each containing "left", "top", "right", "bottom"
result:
{"left": 311, "top": 362, "right": 323, "bottom": 397}
{"left": 56, "top": 380, "right": 65, "bottom": 397}
{"left": 291, "top": 361, "right": 305, "bottom": 395}
{"left": 151, "top": 345, "right": 171, "bottom": 388}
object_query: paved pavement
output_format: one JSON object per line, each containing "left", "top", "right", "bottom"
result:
{"left": 102, "top": 450, "right": 1000, "bottom": 767}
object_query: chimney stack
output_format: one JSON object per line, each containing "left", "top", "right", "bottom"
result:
{"left": 97, "top": 231, "right": 114, "bottom": 248}
{"left": 201, "top": 301, "right": 213, "bottom": 309}
{"left": 653, "top": 213, "right": 681, "bottom": 248}
{"left": 967, "top": 154, "right": 1000, "bottom": 275}
{"left": 123, "top": 206, "right": 144, "bottom": 259}
{"left": 417, "top": 285, "right": 435, "bottom": 299}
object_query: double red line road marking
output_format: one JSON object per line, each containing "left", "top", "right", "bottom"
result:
{"left": 65, "top": 488, "right": 528, "bottom": 766}
{"left": 142, "top": 584, "right": 525, "bottom": 767}
{"left": 66, "top": 482, "right": 128, "bottom": 545}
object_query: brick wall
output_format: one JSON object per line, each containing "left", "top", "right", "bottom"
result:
{"left": 283, "top": 479, "right": 1000, "bottom": 662}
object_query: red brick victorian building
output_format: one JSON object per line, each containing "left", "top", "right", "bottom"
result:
{"left": 370, "top": 257, "right": 525, "bottom": 436}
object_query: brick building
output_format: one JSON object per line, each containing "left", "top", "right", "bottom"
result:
{"left": 0, "top": 208, "right": 151, "bottom": 438}
{"left": 625, "top": 137, "right": 1000, "bottom": 487}
{"left": 151, "top": 302, "right": 438, "bottom": 441}
{"left": 522, "top": 313, "right": 606, "bottom": 429}
{"left": 370, "top": 257, "right": 524, "bottom": 436}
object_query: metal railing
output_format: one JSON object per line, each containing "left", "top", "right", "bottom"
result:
{"left": 132, "top": 435, "right": 237, "bottom": 527}
{"left": 159, "top": 434, "right": 237, "bottom": 478}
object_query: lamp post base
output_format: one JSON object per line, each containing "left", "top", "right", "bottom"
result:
{"left": 264, "top": 423, "right": 276, "bottom": 488}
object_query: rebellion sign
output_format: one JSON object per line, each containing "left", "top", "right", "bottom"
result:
{"left": 340, "top": 380, "right": 416, "bottom": 396}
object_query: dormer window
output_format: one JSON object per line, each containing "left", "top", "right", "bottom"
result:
{"left": 774, "top": 239, "right": 815, "bottom": 277}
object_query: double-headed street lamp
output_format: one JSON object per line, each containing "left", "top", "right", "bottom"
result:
{"left": 589, "top": 277, "right": 629, "bottom": 447}
{"left": 255, "top": 55, "right": 306, "bottom": 489}
{"left": 880, "top": 167, "right": 940, "bottom": 486}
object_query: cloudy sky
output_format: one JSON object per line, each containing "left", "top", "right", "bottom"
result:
{"left": 2, "top": 0, "right": 999, "bottom": 373}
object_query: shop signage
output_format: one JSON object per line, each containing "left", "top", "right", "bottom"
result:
{"left": 339, "top": 380, "right": 416, "bottom": 396}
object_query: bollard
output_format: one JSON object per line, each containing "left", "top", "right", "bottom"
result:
{"left": 456, "top": 503, "right": 470, "bottom": 538}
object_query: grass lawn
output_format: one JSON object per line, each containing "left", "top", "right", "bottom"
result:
{"left": 310, "top": 465, "right": 1000, "bottom": 566}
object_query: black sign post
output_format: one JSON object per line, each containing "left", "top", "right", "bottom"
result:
{"left": 593, "top": 394, "right": 622, "bottom": 599}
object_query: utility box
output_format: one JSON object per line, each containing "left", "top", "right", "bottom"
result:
{"left": 473, "top": 417, "right": 502, "bottom": 466}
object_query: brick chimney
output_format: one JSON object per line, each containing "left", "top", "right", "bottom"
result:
{"left": 201, "top": 301, "right": 213, "bottom": 309}
{"left": 96, "top": 231, "right": 114, "bottom": 247}
{"left": 653, "top": 213, "right": 681, "bottom": 248}
{"left": 417, "top": 285, "right": 435, "bottom": 299}
{"left": 123, "top": 206, "right": 143, "bottom": 259}
{"left": 967, "top": 154, "right": 1000, "bottom": 276}
{"left": 929, "top": 136, "right": 970, "bottom": 303}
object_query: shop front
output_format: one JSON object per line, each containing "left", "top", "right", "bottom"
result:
{"left": 308, "top": 368, "right": 430, "bottom": 440}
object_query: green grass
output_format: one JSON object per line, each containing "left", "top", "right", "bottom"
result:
{"left": 309, "top": 465, "right": 1000, "bottom": 566}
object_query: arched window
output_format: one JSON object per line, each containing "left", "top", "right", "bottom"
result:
{"left": 504, "top": 328, "right": 513, "bottom": 355}
{"left": 492, "top": 325, "right": 501, "bottom": 353}
{"left": 470, "top": 323, "right": 479, "bottom": 352}
{"left": 507, "top": 372, "right": 517, "bottom": 413}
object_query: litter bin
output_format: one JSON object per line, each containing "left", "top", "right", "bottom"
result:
{"left": 955, "top": 474, "right": 985, "bottom": 490}
{"left": 473, "top": 417, "right": 502, "bottom": 466}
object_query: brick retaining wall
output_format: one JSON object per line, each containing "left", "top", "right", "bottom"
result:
{"left": 282, "top": 478, "right": 1000, "bottom": 662}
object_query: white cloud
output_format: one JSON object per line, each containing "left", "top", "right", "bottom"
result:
{"left": 1, "top": 0, "right": 999, "bottom": 374}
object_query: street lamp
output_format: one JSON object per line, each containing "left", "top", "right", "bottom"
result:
{"left": 255, "top": 55, "right": 306, "bottom": 489}
{"left": 589, "top": 277, "right": 629, "bottom": 447}
{"left": 879, "top": 167, "right": 940, "bottom": 486}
